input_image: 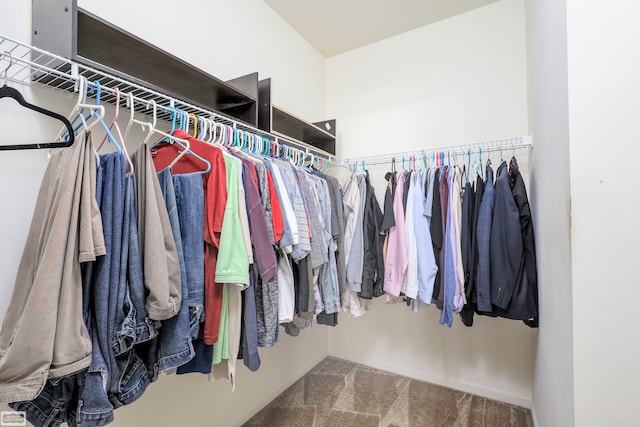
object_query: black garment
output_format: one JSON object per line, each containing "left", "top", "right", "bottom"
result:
{"left": 494, "top": 158, "right": 539, "bottom": 326}
{"left": 317, "top": 311, "right": 338, "bottom": 326}
{"left": 430, "top": 170, "right": 443, "bottom": 302}
{"left": 490, "top": 161, "right": 522, "bottom": 310}
{"left": 436, "top": 166, "right": 449, "bottom": 310}
{"left": 470, "top": 175, "right": 484, "bottom": 299}
{"left": 292, "top": 256, "right": 311, "bottom": 313}
{"left": 360, "top": 171, "right": 385, "bottom": 299}
{"left": 462, "top": 174, "right": 484, "bottom": 326}
{"left": 380, "top": 171, "right": 396, "bottom": 233}
{"left": 460, "top": 180, "right": 475, "bottom": 327}
{"left": 402, "top": 170, "right": 412, "bottom": 215}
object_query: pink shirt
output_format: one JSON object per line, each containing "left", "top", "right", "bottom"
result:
{"left": 384, "top": 170, "right": 409, "bottom": 299}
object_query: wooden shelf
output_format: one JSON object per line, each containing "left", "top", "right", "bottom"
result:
{"left": 258, "top": 78, "right": 336, "bottom": 155}
{"left": 272, "top": 106, "right": 336, "bottom": 154}
{"left": 32, "top": 1, "right": 258, "bottom": 125}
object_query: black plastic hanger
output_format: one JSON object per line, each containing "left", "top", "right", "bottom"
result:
{"left": 0, "top": 53, "right": 75, "bottom": 151}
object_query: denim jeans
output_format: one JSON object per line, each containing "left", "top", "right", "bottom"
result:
{"left": 154, "top": 169, "right": 195, "bottom": 372}
{"left": 173, "top": 172, "right": 205, "bottom": 336}
{"left": 10, "top": 372, "right": 85, "bottom": 427}
{"left": 79, "top": 157, "right": 151, "bottom": 425}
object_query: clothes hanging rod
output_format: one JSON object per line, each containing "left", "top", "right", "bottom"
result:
{"left": 342, "top": 136, "right": 533, "bottom": 167}
{"left": 0, "top": 33, "right": 344, "bottom": 167}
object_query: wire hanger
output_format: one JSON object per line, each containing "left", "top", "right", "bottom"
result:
{"left": 0, "top": 51, "right": 75, "bottom": 151}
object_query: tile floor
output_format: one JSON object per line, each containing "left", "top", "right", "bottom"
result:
{"left": 244, "top": 357, "right": 533, "bottom": 427}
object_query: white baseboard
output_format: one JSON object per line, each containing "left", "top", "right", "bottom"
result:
{"left": 230, "top": 350, "right": 329, "bottom": 426}
{"left": 531, "top": 400, "right": 539, "bottom": 427}
{"left": 328, "top": 347, "right": 532, "bottom": 409}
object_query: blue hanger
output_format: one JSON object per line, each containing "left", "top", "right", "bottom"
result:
{"left": 169, "top": 108, "right": 178, "bottom": 134}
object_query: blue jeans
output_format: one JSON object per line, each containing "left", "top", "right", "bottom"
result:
{"left": 154, "top": 169, "right": 194, "bottom": 373}
{"left": 12, "top": 156, "right": 158, "bottom": 426}
{"left": 173, "top": 172, "right": 205, "bottom": 335}
{"left": 10, "top": 372, "right": 86, "bottom": 427}
{"left": 79, "top": 157, "right": 151, "bottom": 425}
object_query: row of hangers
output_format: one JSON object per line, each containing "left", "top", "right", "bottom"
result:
{"left": 0, "top": 47, "right": 331, "bottom": 173}
{"left": 352, "top": 146, "right": 517, "bottom": 185}
{"left": 58, "top": 76, "right": 331, "bottom": 175}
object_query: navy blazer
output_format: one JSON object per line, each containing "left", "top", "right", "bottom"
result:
{"left": 490, "top": 161, "right": 523, "bottom": 309}
{"left": 475, "top": 162, "right": 495, "bottom": 313}
{"left": 494, "top": 158, "right": 539, "bottom": 324}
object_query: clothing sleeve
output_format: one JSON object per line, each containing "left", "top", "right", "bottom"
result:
{"left": 360, "top": 183, "right": 377, "bottom": 299}
{"left": 236, "top": 161, "right": 254, "bottom": 265}
{"left": 136, "top": 144, "right": 182, "bottom": 320}
{"left": 243, "top": 161, "right": 277, "bottom": 282}
{"left": 266, "top": 169, "right": 284, "bottom": 244}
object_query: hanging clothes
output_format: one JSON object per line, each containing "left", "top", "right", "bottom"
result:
{"left": 492, "top": 157, "right": 539, "bottom": 326}
{"left": 0, "top": 133, "right": 100, "bottom": 404}
{"left": 436, "top": 165, "right": 450, "bottom": 310}
{"left": 414, "top": 168, "right": 438, "bottom": 306}
{"left": 475, "top": 162, "right": 495, "bottom": 313}
{"left": 490, "top": 160, "right": 523, "bottom": 310}
{"left": 384, "top": 170, "right": 408, "bottom": 302}
{"left": 359, "top": 171, "right": 385, "bottom": 300}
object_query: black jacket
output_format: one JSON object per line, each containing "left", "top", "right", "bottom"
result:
{"left": 493, "top": 158, "right": 538, "bottom": 325}
{"left": 430, "top": 170, "right": 442, "bottom": 302}
{"left": 490, "top": 161, "right": 523, "bottom": 309}
{"left": 360, "top": 171, "right": 385, "bottom": 299}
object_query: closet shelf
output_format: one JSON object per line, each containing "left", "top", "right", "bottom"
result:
{"left": 31, "top": 1, "right": 258, "bottom": 126}
{"left": 258, "top": 78, "right": 337, "bottom": 155}
{"left": 0, "top": 33, "right": 343, "bottom": 166}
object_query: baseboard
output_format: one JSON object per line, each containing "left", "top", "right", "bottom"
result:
{"left": 328, "top": 347, "right": 532, "bottom": 409}
{"left": 531, "top": 400, "right": 539, "bottom": 427}
{"left": 230, "top": 350, "right": 329, "bottom": 426}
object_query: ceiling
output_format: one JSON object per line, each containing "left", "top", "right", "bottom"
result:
{"left": 263, "top": 0, "right": 501, "bottom": 57}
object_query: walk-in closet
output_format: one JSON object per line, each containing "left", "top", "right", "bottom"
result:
{"left": 1, "top": 1, "right": 637, "bottom": 426}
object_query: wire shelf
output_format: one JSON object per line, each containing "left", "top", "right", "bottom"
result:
{"left": 342, "top": 136, "right": 534, "bottom": 168}
{"left": 0, "top": 33, "right": 343, "bottom": 166}
{"left": 1, "top": 33, "right": 533, "bottom": 171}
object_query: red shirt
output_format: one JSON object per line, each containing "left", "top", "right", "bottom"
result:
{"left": 265, "top": 168, "right": 284, "bottom": 244}
{"left": 152, "top": 130, "right": 226, "bottom": 344}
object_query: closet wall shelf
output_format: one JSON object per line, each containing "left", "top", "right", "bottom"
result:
{"left": 32, "top": 1, "right": 258, "bottom": 125}
{"left": 258, "top": 78, "right": 337, "bottom": 155}
{"left": 0, "top": 33, "right": 343, "bottom": 166}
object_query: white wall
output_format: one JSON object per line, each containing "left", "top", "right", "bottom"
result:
{"left": 566, "top": 2, "right": 640, "bottom": 426}
{"left": 326, "top": 0, "right": 536, "bottom": 408}
{"left": 525, "top": 0, "right": 575, "bottom": 426}
{"left": 327, "top": 0, "right": 528, "bottom": 160}
{"left": 0, "top": 1, "right": 327, "bottom": 426}
{"left": 79, "top": 0, "right": 326, "bottom": 121}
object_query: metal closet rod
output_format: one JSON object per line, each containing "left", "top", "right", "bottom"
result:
{"left": 0, "top": 33, "right": 344, "bottom": 167}
{"left": 342, "top": 136, "right": 534, "bottom": 168}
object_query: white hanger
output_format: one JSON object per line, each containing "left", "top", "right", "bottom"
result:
{"left": 57, "top": 75, "right": 106, "bottom": 141}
